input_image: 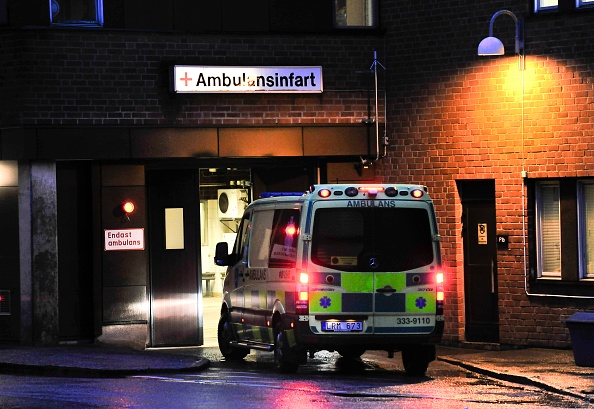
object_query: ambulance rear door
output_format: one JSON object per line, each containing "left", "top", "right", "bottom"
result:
{"left": 308, "top": 199, "right": 440, "bottom": 336}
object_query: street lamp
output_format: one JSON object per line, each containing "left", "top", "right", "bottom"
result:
{"left": 478, "top": 10, "right": 524, "bottom": 69}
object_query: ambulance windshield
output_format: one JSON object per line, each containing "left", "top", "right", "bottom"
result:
{"left": 311, "top": 207, "right": 434, "bottom": 272}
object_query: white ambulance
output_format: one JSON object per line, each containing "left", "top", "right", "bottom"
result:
{"left": 214, "top": 184, "right": 444, "bottom": 375}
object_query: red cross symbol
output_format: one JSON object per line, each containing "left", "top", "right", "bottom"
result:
{"left": 180, "top": 72, "right": 193, "bottom": 87}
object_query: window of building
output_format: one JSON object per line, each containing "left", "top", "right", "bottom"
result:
{"left": 535, "top": 0, "right": 558, "bottom": 11}
{"left": 334, "top": 0, "right": 377, "bottom": 28}
{"left": 50, "top": 0, "right": 103, "bottom": 26}
{"left": 535, "top": 181, "right": 561, "bottom": 278}
{"left": 535, "top": 0, "right": 594, "bottom": 12}
{"left": 579, "top": 181, "right": 594, "bottom": 279}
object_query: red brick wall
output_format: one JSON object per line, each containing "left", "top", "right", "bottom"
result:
{"left": 380, "top": 2, "right": 594, "bottom": 347}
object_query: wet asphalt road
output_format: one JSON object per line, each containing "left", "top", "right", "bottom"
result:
{"left": 0, "top": 347, "right": 588, "bottom": 409}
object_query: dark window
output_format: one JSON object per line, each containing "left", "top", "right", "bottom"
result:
{"left": 50, "top": 0, "right": 103, "bottom": 26}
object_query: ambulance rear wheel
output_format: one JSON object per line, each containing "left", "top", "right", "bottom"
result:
{"left": 274, "top": 323, "right": 299, "bottom": 373}
{"left": 218, "top": 311, "right": 249, "bottom": 360}
{"left": 401, "top": 346, "right": 432, "bottom": 376}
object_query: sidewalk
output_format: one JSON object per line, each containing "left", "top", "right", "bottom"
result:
{"left": 0, "top": 344, "right": 210, "bottom": 377}
{"left": 437, "top": 345, "right": 594, "bottom": 404}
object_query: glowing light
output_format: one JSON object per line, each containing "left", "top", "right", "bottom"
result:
{"left": 299, "top": 272, "right": 309, "bottom": 284}
{"left": 122, "top": 201, "right": 135, "bottom": 214}
{"left": 411, "top": 189, "right": 424, "bottom": 198}
{"left": 436, "top": 272, "right": 444, "bottom": 284}
{"left": 318, "top": 188, "right": 331, "bottom": 198}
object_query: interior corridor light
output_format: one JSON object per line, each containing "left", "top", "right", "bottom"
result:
{"left": 478, "top": 10, "right": 524, "bottom": 68}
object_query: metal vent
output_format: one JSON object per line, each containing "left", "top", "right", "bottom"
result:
{"left": 0, "top": 290, "right": 10, "bottom": 315}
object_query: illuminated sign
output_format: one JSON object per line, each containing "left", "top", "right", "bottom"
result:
{"left": 104, "top": 228, "right": 145, "bottom": 251}
{"left": 172, "top": 66, "right": 323, "bottom": 93}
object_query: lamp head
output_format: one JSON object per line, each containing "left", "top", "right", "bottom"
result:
{"left": 478, "top": 36, "right": 505, "bottom": 56}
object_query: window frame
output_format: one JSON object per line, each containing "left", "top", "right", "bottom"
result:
{"left": 333, "top": 0, "right": 379, "bottom": 29}
{"left": 535, "top": 180, "right": 562, "bottom": 279}
{"left": 578, "top": 180, "right": 594, "bottom": 280}
{"left": 535, "top": 0, "right": 558, "bottom": 12}
{"left": 49, "top": 0, "right": 104, "bottom": 27}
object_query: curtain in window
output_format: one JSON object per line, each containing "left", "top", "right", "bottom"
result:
{"left": 539, "top": 183, "right": 561, "bottom": 277}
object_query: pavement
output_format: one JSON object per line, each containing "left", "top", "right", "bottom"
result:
{"left": 0, "top": 297, "right": 591, "bottom": 404}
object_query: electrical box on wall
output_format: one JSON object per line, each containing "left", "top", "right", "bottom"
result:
{"left": 217, "top": 189, "right": 248, "bottom": 220}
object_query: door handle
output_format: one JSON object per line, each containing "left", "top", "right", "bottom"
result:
{"left": 376, "top": 286, "right": 397, "bottom": 294}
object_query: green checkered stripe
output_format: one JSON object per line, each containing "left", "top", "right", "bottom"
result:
{"left": 309, "top": 272, "right": 436, "bottom": 314}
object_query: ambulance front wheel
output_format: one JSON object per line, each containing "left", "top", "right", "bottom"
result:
{"left": 218, "top": 311, "right": 249, "bottom": 360}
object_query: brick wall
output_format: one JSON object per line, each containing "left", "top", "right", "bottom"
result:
{"left": 380, "top": 1, "right": 594, "bottom": 347}
{"left": 11, "top": 29, "right": 384, "bottom": 127}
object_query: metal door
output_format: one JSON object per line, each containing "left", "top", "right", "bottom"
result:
{"left": 459, "top": 180, "right": 499, "bottom": 343}
{"left": 147, "top": 170, "right": 202, "bottom": 346}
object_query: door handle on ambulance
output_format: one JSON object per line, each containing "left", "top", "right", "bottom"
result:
{"left": 376, "top": 286, "right": 397, "bottom": 294}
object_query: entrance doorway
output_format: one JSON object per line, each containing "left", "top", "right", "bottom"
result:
{"left": 147, "top": 170, "right": 202, "bottom": 347}
{"left": 458, "top": 180, "right": 499, "bottom": 343}
{"left": 57, "top": 163, "right": 94, "bottom": 342}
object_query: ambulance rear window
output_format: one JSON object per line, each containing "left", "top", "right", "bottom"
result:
{"left": 311, "top": 207, "right": 434, "bottom": 271}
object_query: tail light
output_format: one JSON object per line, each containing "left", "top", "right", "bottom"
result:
{"left": 296, "top": 272, "right": 309, "bottom": 315}
{"left": 436, "top": 272, "right": 445, "bottom": 313}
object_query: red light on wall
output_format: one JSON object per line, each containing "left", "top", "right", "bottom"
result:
{"left": 121, "top": 201, "right": 135, "bottom": 214}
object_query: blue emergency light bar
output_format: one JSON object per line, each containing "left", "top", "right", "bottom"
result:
{"left": 259, "top": 191, "right": 305, "bottom": 198}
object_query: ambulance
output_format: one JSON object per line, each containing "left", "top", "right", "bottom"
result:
{"left": 214, "top": 184, "right": 444, "bottom": 375}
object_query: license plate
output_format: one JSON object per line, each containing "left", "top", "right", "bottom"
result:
{"left": 321, "top": 321, "right": 363, "bottom": 332}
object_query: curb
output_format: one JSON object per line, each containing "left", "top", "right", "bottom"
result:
{"left": 0, "top": 357, "right": 210, "bottom": 378}
{"left": 438, "top": 356, "right": 593, "bottom": 404}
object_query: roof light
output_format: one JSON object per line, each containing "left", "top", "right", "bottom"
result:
{"left": 345, "top": 187, "right": 358, "bottom": 197}
{"left": 359, "top": 186, "right": 385, "bottom": 193}
{"left": 411, "top": 189, "right": 424, "bottom": 198}
{"left": 318, "top": 188, "right": 331, "bottom": 198}
{"left": 385, "top": 187, "right": 398, "bottom": 197}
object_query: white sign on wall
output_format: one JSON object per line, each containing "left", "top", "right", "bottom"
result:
{"left": 104, "top": 228, "right": 145, "bottom": 251}
{"left": 172, "top": 66, "right": 323, "bottom": 93}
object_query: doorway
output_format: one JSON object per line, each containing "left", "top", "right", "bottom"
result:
{"left": 458, "top": 179, "right": 499, "bottom": 343}
{"left": 57, "top": 163, "right": 94, "bottom": 342}
{"left": 147, "top": 169, "right": 202, "bottom": 347}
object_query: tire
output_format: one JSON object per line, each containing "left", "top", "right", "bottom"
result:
{"left": 337, "top": 348, "right": 366, "bottom": 359}
{"left": 401, "top": 346, "right": 432, "bottom": 376}
{"left": 218, "top": 311, "right": 249, "bottom": 360}
{"left": 274, "top": 323, "right": 299, "bottom": 373}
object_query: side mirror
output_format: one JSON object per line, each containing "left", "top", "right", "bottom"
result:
{"left": 214, "top": 242, "right": 230, "bottom": 266}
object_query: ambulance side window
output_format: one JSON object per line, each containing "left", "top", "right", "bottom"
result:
{"left": 249, "top": 209, "right": 275, "bottom": 268}
{"left": 269, "top": 209, "right": 300, "bottom": 268}
{"left": 233, "top": 212, "right": 251, "bottom": 262}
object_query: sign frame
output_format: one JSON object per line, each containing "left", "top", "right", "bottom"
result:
{"left": 104, "top": 228, "right": 145, "bottom": 251}
{"left": 172, "top": 65, "right": 323, "bottom": 94}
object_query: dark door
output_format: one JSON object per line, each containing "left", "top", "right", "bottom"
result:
{"left": 57, "top": 164, "right": 94, "bottom": 341}
{"left": 147, "top": 170, "right": 202, "bottom": 346}
{"left": 458, "top": 180, "right": 499, "bottom": 343}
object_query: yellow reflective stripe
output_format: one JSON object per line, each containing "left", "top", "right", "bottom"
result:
{"left": 342, "top": 272, "right": 373, "bottom": 292}
{"left": 375, "top": 273, "right": 406, "bottom": 292}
